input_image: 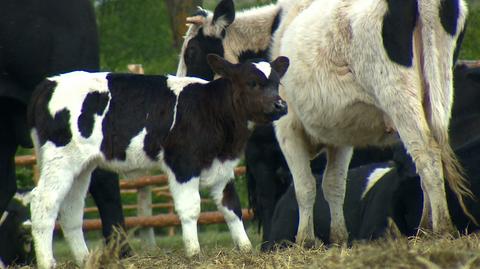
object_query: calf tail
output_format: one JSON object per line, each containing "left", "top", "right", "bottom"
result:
{"left": 418, "top": 0, "right": 477, "bottom": 224}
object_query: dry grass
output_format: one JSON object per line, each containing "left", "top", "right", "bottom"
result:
{"left": 21, "top": 231, "right": 480, "bottom": 269}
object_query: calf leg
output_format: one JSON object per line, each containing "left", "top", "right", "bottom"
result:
{"left": 59, "top": 167, "right": 94, "bottom": 266}
{"left": 89, "top": 169, "right": 132, "bottom": 257}
{"left": 31, "top": 160, "right": 75, "bottom": 269}
{"left": 169, "top": 176, "right": 201, "bottom": 257}
{"left": 210, "top": 181, "right": 251, "bottom": 252}
{"left": 275, "top": 113, "right": 318, "bottom": 247}
{"left": 322, "top": 146, "right": 353, "bottom": 244}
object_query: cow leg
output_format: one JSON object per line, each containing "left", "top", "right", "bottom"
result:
{"left": 31, "top": 158, "right": 76, "bottom": 269}
{"left": 0, "top": 120, "right": 18, "bottom": 217}
{"left": 418, "top": 181, "right": 432, "bottom": 231}
{"left": 210, "top": 180, "right": 251, "bottom": 252}
{"left": 275, "top": 113, "right": 318, "bottom": 247}
{"left": 88, "top": 169, "right": 132, "bottom": 257}
{"left": 322, "top": 146, "right": 353, "bottom": 244}
{"left": 59, "top": 166, "right": 94, "bottom": 266}
{"left": 169, "top": 176, "right": 201, "bottom": 257}
{"left": 379, "top": 91, "right": 455, "bottom": 235}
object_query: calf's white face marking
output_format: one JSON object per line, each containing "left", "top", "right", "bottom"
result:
{"left": 254, "top": 62, "right": 272, "bottom": 78}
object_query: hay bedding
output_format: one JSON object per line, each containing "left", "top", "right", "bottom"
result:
{"left": 17, "top": 233, "right": 480, "bottom": 269}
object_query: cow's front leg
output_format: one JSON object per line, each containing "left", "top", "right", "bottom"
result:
{"left": 322, "top": 146, "right": 352, "bottom": 244}
{"left": 210, "top": 180, "right": 251, "bottom": 252}
{"left": 275, "top": 114, "right": 318, "bottom": 247}
{"left": 169, "top": 176, "right": 201, "bottom": 257}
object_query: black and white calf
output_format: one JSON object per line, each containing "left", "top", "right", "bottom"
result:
{"left": 28, "top": 54, "right": 289, "bottom": 268}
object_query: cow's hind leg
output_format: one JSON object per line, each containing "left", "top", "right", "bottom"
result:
{"left": 275, "top": 113, "right": 318, "bottom": 247}
{"left": 169, "top": 176, "right": 201, "bottom": 256}
{"left": 322, "top": 145, "right": 353, "bottom": 244}
{"left": 418, "top": 181, "right": 432, "bottom": 232}
{"left": 59, "top": 166, "right": 95, "bottom": 265}
{"left": 210, "top": 180, "right": 252, "bottom": 252}
{"left": 31, "top": 157, "right": 76, "bottom": 269}
{"left": 377, "top": 85, "right": 455, "bottom": 235}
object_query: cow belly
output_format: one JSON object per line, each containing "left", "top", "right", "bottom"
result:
{"left": 301, "top": 101, "right": 398, "bottom": 147}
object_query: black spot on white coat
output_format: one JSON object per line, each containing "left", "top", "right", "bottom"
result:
{"left": 28, "top": 80, "right": 72, "bottom": 147}
{"left": 78, "top": 92, "right": 109, "bottom": 138}
{"left": 100, "top": 74, "right": 174, "bottom": 161}
{"left": 440, "top": 0, "right": 460, "bottom": 36}
{"left": 381, "top": 0, "right": 418, "bottom": 67}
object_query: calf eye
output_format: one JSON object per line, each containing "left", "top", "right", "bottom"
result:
{"left": 247, "top": 80, "right": 258, "bottom": 88}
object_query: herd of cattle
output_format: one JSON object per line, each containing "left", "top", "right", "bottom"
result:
{"left": 0, "top": 0, "right": 479, "bottom": 268}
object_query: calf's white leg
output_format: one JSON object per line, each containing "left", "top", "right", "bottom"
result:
{"left": 210, "top": 180, "right": 251, "bottom": 252}
{"left": 322, "top": 146, "right": 353, "bottom": 244}
{"left": 31, "top": 158, "right": 75, "bottom": 269}
{"left": 275, "top": 113, "right": 318, "bottom": 247}
{"left": 169, "top": 176, "right": 201, "bottom": 256}
{"left": 58, "top": 167, "right": 94, "bottom": 265}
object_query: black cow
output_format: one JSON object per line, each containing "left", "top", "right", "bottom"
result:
{"left": 0, "top": 0, "right": 130, "bottom": 257}
{"left": 0, "top": 192, "right": 34, "bottom": 267}
{"left": 28, "top": 55, "right": 289, "bottom": 268}
{"left": 265, "top": 64, "right": 480, "bottom": 249}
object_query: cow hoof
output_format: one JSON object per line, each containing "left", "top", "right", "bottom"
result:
{"left": 296, "top": 237, "right": 316, "bottom": 249}
{"left": 330, "top": 226, "right": 348, "bottom": 244}
{"left": 434, "top": 222, "right": 458, "bottom": 238}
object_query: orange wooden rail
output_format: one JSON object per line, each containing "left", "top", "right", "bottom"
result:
{"left": 16, "top": 154, "right": 252, "bottom": 231}
{"left": 54, "top": 209, "right": 253, "bottom": 231}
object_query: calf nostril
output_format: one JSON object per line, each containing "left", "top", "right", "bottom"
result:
{"left": 274, "top": 100, "right": 287, "bottom": 110}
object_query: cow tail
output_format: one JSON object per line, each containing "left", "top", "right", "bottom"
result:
{"left": 418, "top": 0, "right": 477, "bottom": 225}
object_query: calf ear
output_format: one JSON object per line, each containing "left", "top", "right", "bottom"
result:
{"left": 207, "top": 54, "right": 234, "bottom": 78}
{"left": 213, "top": 0, "right": 235, "bottom": 28}
{"left": 271, "top": 56, "right": 290, "bottom": 78}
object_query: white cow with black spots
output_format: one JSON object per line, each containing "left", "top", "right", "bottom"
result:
{"left": 27, "top": 54, "right": 289, "bottom": 268}
{"left": 273, "top": 0, "right": 473, "bottom": 246}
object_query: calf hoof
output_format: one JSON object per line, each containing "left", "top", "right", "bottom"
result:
{"left": 185, "top": 247, "right": 201, "bottom": 258}
{"left": 37, "top": 259, "right": 56, "bottom": 269}
{"left": 237, "top": 241, "right": 252, "bottom": 253}
{"left": 119, "top": 244, "right": 134, "bottom": 258}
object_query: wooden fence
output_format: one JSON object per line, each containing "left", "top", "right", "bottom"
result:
{"left": 14, "top": 154, "right": 253, "bottom": 243}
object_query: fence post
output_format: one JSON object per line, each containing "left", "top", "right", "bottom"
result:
{"left": 137, "top": 186, "right": 156, "bottom": 248}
